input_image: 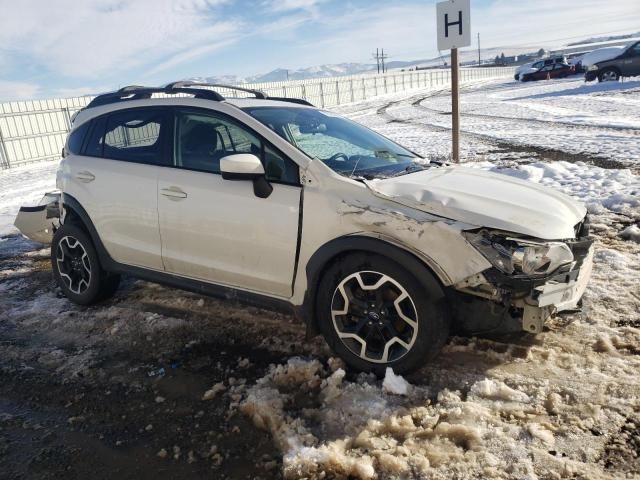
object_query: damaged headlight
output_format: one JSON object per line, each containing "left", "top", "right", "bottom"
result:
{"left": 587, "top": 64, "right": 599, "bottom": 71}
{"left": 464, "top": 231, "right": 574, "bottom": 276}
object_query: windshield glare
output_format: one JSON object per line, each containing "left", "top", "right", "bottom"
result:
{"left": 243, "top": 106, "right": 425, "bottom": 179}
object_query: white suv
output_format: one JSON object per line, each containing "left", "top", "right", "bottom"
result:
{"left": 15, "top": 82, "right": 594, "bottom": 373}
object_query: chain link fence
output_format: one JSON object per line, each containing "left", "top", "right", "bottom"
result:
{"left": 0, "top": 67, "right": 513, "bottom": 170}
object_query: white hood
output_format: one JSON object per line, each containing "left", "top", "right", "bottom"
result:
{"left": 367, "top": 167, "right": 586, "bottom": 239}
{"left": 582, "top": 46, "right": 624, "bottom": 68}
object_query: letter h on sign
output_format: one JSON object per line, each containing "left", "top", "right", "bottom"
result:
{"left": 436, "top": 0, "right": 471, "bottom": 51}
{"left": 445, "top": 10, "right": 463, "bottom": 38}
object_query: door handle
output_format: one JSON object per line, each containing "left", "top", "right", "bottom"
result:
{"left": 75, "top": 171, "right": 95, "bottom": 183}
{"left": 160, "top": 187, "right": 188, "bottom": 199}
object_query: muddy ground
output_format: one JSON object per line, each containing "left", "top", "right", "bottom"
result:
{"left": 1, "top": 226, "right": 639, "bottom": 479}
{"left": 0, "top": 237, "right": 320, "bottom": 479}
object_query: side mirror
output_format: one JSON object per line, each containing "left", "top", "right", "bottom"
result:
{"left": 220, "top": 154, "right": 273, "bottom": 199}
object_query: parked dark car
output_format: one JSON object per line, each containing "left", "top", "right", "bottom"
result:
{"left": 521, "top": 63, "right": 575, "bottom": 82}
{"left": 514, "top": 56, "right": 567, "bottom": 80}
{"left": 585, "top": 41, "right": 640, "bottom": 82}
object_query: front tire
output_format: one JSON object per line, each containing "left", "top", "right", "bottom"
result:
{"left": 598, "top": 68, "right": 619, "bottom": 82}
{"left": 51, "top": 223, "right": 120, "bottom": 305}
{"left": 316, "top": 253, "right": 449, "bottom": 374}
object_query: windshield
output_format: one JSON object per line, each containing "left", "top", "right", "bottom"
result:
{"left": 243, "top": 106, "right": 427, "bottom": 179}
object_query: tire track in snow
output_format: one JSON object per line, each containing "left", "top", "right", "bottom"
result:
{"left": 376, "top": 93, "right": 630, "bottom": 170}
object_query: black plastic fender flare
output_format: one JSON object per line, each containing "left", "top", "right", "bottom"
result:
{"left": 299, "top": 234, "right": 446, "bottom": 335}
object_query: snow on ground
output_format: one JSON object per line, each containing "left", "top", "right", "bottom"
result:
{"left": 0, "top": 160, "right": 57, "bottom": 236}
{"left": 1, "top": 76, "right": 639, "bottom": 479}
{"left": 335, "top": 76, "right": 640, "bottom": 167}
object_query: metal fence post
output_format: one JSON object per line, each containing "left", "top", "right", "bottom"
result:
{"left": 336, "top": 81, "right": 340, "bottom": 105}
{"left": 62, "top": 107, "right": 72, "bottom": 132}
{"left": 301, "top": 84, "right": 307, "bottom": 102}
{"left": 350, "top": 79, "right": 354, "bottom": 102}
{"left": 0, "top": 124, "right": 10, "bottom": 169}
{"left": 319, "top": 82, "right": 325, "bottom": 108}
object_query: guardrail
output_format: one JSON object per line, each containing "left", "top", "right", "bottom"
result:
{"left": 0, "top": 67, "right": 513, "bottom": 169}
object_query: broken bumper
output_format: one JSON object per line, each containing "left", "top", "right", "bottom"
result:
{"left": 13, "top": 192, "right": 61, "bottom": 244}
{"left": 522, "top": 246, "right": 594, "bottom": 333}
{"left": 452, "top": 241, "right": 595, "bottom": 336}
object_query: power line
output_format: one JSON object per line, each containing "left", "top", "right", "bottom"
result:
{"left": 372, "top": 48, "right": 390, "bottom": 73}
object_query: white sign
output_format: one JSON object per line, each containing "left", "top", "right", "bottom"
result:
{"left": 436, "top": 0, "right": 471, "bottom": 51}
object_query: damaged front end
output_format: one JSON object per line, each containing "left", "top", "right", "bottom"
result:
{"left": 14, "top": 192, "right": 61, "bottom": 244}
{"left": 450, "top": 217, "right": 594, "bottom": 335}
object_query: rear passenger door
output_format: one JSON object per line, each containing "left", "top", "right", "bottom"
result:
{"left": 63, "top": 108, "right": 168, "bottom": 270}
{"left": 157, "top": 108, "right": 301, "bottom": 297}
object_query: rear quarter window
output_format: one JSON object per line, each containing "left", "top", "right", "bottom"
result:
{"left": 66, "top": 121, "right": 91, "bottom": 155}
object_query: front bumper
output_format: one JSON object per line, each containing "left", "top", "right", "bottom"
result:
{"left": 521, "top": 245, "right": 594, "bottom": 332}
{"left": 451, "top": 240, "right": 594, "bottom": 336}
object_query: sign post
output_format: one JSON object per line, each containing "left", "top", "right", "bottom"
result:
{"left": 436, "top": 0, "right": 470, "bottom": 163}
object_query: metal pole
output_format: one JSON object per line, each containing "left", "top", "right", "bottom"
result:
{"left": 62, "top": 107, "right": 72, "bottom": 132}
{"left": 477, "top": 33, "right": 481, "bottom": 66}
{"left": 451, "top": 48, "right": 460, "bottom": 163}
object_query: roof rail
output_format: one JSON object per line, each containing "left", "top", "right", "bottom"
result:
{"left": 85, "top": 86, "right": 225, "bottom": 109}
{"left": 84, "top": 82, "right": 315, "bottom": 110}
{"left": 165, "top": 81, "right": 268, "bottom": 100}
{"left": 267, "top": 97, "right": 314, "bottom": 107}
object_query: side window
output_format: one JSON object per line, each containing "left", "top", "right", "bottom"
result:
{"left": 83, "top": 117, "right": 107, "bottom": 157}
{"left": 66, "top": 121, "right": 91, "bottom": 155}
{"left": 532, "top": 62, "right": 543, "bottom": 69}
{"left": 175, "top": 111, "right": 299, "bottom": 184}
{"left": 629, "top": 43, "right": 640, "bottom": 57}
{"left": 102, "top": 109, "right": 166, "bottom": 165}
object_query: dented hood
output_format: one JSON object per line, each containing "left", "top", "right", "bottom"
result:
{"left": 367, "top": 167, "right": 586, "bottom": 239}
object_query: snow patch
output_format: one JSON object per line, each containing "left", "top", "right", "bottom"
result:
{"left": 382, "top": 367, "right": 410, "bottom": 395}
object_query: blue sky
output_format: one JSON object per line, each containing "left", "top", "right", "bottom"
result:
{"left": 0, "top": 0, "right": 638, "bottom": 100}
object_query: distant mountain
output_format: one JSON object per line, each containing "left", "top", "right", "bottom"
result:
{"left": 568, "top": 32, "right": 640, "bottom": 47}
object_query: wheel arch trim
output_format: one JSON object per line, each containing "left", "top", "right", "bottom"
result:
{"left": 61, "top": 193, "right": 116, "bottom": 270}
{"left": 299, "top": 233, "right": 450, "bottom": 334}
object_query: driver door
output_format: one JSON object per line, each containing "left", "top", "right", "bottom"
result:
{"left": 623, "top": 42, "right": 640, "bottom": 76}
{"left": 157, "top": 108, "right": 302, "bottom": 297}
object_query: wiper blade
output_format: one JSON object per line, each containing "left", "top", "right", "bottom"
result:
{"left": 374, "top": 149, "right": 415, "bottom": 159}
{"left": 390, "top": 163, "right": 429, "bottom": 177}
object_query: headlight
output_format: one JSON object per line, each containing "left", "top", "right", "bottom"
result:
{"left": 587, "top": 64, "right": 599, "bottom": 71}
{"left": 464, "top": 231, "right": 574, "bottom": 276}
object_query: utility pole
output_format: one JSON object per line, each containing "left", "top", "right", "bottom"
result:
{"left": 373, "top": 48, "right": 390, "bottom": 74}
{"left": 477, "top": 32, "right": 481, "bottom": 65}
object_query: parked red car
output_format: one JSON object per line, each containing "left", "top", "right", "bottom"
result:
{"left": 521, "top": 63, "right": 575, "bottom": 82}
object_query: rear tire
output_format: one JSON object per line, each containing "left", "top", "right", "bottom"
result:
{"left": 51, "top": 223, "right": 120, "bottom": 305}
{"left": 316, "top": 253, "right": 449, "bottom": 374}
